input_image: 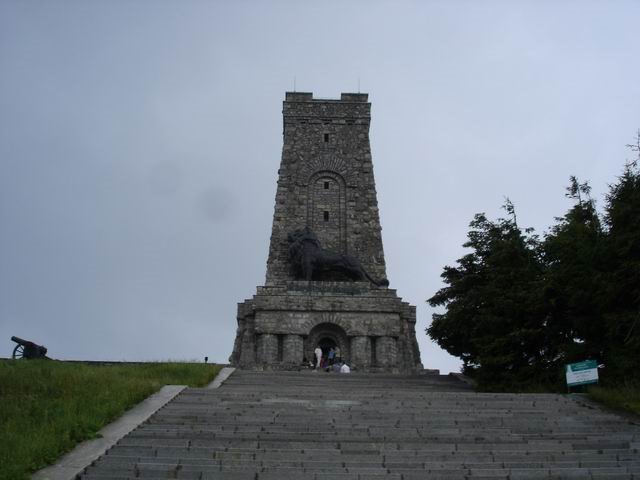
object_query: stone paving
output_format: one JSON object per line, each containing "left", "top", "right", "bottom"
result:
{"left": 79, "top": 370, "right": 640, "bottom": 479}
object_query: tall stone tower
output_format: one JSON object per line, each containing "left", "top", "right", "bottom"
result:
{"left": 230, "top": 92, "right": 422, "bottom": 372}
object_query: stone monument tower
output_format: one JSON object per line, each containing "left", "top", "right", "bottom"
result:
{"left": 230, "top": 92, "right": 422, "bottom": 372}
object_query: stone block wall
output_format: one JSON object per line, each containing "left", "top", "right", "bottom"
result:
{"left": 282, "top": 334, "right": 303, "bottom": 365}
{"left": 256, "top": 334, "right": 278, "bottom": 364}
{"left": 231, "top": 282, "right": 423, "bottom": 373}
{"left": 375, "top": 336, "right": 398, "bottom": 368}
{"left": 230, "top": 92, "right": 423, "bottom": 373}
{"left": 350, "top": 336, "right": 372, "bottom": 368}
{"left": 265, "top": 92, "right": 387, "bottom": 286}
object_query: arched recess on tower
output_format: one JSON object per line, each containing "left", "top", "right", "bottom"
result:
{"left": 305, "top": 322, "right": 349, "bottom": 363}
{"left": 306, "top": 170, "right": 347, "bottom": 254}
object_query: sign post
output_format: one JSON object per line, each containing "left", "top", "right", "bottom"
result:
{"left": 565, "top": 360, "right": 599, "bottom": 392}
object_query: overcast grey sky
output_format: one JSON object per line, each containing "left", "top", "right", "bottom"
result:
{"left": 1, "top": 1, "right": 638, "bottom": 373}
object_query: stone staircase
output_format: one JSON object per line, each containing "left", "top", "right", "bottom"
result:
{"left": 79, "top": 370, "right": 640, "bottom": 479}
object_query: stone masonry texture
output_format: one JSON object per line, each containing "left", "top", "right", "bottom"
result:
{"left": 230, "top": 92, "right": 423, "bottom": 373}
{"left": 79, "top": 370, "right": 640, "bottom": 480}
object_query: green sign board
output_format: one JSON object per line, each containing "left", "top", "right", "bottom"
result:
{"left": 565, "top": 360, "right": 598, "bottom": 387}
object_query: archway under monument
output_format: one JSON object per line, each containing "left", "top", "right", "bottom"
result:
{"left": 305, "top": 322, "right": 350, "bottom": 364}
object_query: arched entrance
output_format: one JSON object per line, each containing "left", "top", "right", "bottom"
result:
{"left": 305, "top": 322, "right": 349, "bottom": 364}
{"left": 318, "top": 337, "right": 337, "bottom": 352}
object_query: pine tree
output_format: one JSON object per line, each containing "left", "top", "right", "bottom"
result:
{"left": 428, "top": 202, "right": 548, "bottom": 387}
{"left": 542, "top": 177, "right": 605, "bottom": 366}
{"left": 602, "top": 133, "right": 640, "bottom": 377}
{"left": 428, "top": 131, "right": 640, "bottom": 388}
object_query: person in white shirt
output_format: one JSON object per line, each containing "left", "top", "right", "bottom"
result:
{"left": 314, "top": 346, "right": 323, "bottom": 369}
{"left": 340, "top": 363, "right": 351, "bottom": 373}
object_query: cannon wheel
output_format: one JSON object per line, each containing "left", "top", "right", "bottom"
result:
{"left": 12, "top": 344, "right": 25, "bottom": 359}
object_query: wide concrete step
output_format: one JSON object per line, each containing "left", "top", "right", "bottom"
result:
{"left": 81, "top": 461, "right": 640, "bottom": 479}
{"left": 78, "top": 370, "right": 640, "bottom": 479}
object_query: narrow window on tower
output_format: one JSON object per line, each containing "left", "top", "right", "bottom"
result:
{"left": 323, "top": 211, "right": 329, "bottom": 222}
{"left": 371, "top": 337, "right": 378, "bottom": 367}
{"left": 323, "top": 133, "right": 329, "bottom": 143}
{"left": 277, "top": 335, "right": 284, "bottom": 362}
{"left": 324, "top": 181, "right": 329, "bottom": 190}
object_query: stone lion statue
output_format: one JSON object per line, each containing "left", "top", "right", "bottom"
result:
{"left": 287, "top": 227, "right": 389, "bottom": 287}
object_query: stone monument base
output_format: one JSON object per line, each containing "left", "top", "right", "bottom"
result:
{"left": 230, "top": 282, "right": 423, "bottom": 373}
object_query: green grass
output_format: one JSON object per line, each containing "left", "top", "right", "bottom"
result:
{"left": 464, "top": 374, "right": 640, "bottom": 418}
{"left": 587, "top": 383, "right": 640, "bottom": 418}
{"left": 0, "top": 360, "right": 222, "bottom": 480}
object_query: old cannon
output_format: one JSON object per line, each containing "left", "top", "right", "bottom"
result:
{"left": 10, "top": 336, "right": 48, "bottom": 359}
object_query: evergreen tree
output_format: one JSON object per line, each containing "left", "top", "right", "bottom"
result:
{"left": 428, "top": 132, "right": 640, "bottom": 388}
{"left": 428, "top": 202, "right": 548, "bottom": 386}
{"left": 542, "top": 176, "right": 605, "bottom": 366}
{"left": 602, "top": 133, "right": 640, "bottom": 377}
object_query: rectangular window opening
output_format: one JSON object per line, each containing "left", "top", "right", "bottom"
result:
{"left": 277, "top": 335, "right": 284, "bottom": 362}
{"left": 323, "top": 133, "right": 329, "bottom": 143}
{"left": 371, "top": 337, "right": 377, "bottom": 367}
{"left": 324, "top": 181, "right": 329, "bottom": 190}
{"left": 323, "top": 211, "right": 329, "bottom": 221}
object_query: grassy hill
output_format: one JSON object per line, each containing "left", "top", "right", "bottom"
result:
{"left": 0, "top": 359, "right": 221, "bottom": 480}
{"left": 588, "top": 383, "right": 640, "bottom": 418}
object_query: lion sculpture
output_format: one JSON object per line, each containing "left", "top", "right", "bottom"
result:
{"left": 287, "top": 227, "right": 389, "bottom": 287}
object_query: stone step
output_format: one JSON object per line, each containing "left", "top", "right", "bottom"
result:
{"left": 81, "top": 461, "right": 640, "bottom": 479}
{"left": 94, "top": 452, "right": 640, "bottom": 469}
{"left": 116, "top": 433, "right": 640, "bottom": 444}
{"left": 78, "top": 370, "right": 640, "bottom": 479}
{"left": 101, "top": 446, "right": 640, "bottom": 460}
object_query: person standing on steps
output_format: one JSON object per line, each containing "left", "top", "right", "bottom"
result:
{"left": 314, "top": 345, "right": 323, "bottom": 370}
{"left": 328, "top": 347, "right": 336, "bottom": 366}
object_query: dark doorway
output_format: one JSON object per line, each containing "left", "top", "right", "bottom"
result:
{"left": 305, "top": 322, "right": 349, "bottom": 364}
{"left": 318, "top": 337, "right": 337, "bottom": 357}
